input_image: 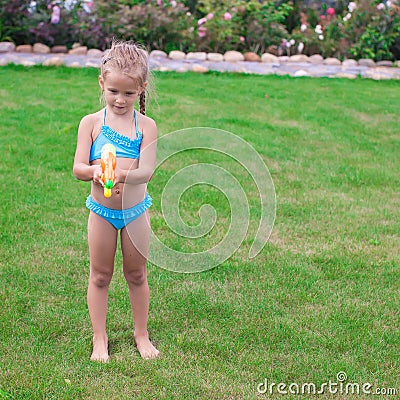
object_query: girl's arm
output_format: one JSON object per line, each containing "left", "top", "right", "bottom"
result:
{"left": 73, "top": 115, "right": 101, "bottom": 183}
{"left": 117, "top": 117, "right": 158, "bottom": 185}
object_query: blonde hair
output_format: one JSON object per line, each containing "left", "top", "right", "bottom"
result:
{"left": 100, "top": 40, "right": 150, "bottom": 115}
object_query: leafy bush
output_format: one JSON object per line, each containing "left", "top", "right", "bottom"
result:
{"left": 27, "top": 0, "right": 82, "bottom": 46}
{"left": 284, "top": 0, "right": 400, "bottom": 60}
{"left": 347, "top": 0, "right": 400, "bottom": 61}
{"left": 0, "top": 0, "right": 399, "bottom": 60}
{"left": 94, "top": 0, "right": 193, "bottom": 52}
{"left": 288, "top": 6, "right": 348, "bottom": 58}
{"left": 0, "top": 0, "right": 31, "bottom": 43}
{"left": 192, "top": 0, "right": 291, "bottom": 53}
{"left": 0, "top": 0, "right": 109, "bottom": 49}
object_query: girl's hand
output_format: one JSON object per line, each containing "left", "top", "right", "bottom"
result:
{"left": 92, "top": 165, "right": 104, "bottom": 187}
{"left": 114, "top": 165, "right": 126, "bottom": 186}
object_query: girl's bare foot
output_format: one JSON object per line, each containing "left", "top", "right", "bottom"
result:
{"left": 90, "top": 336, "right": 109, "bottom": 363}
{"left": 134, "top": 333, "right": 159, "bottom": 359}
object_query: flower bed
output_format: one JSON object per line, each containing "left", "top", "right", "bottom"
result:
{"left": 1, "top": 1, "right": 399, "bottom": 61}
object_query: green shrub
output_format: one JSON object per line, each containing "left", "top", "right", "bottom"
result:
{"left": 94, "top": 0, "right": 193, "bottom": 52}
{"left": 0, "top": 0, "right": 399, "bottom": 60}
{"left": 347, "top": 0, "right": 400, "bottom": 61}
{"left": 283, "top": 0, "right": 400, "bottom": 60}
{"left": 193, "top": 0, "right": 291, "bottom": 53}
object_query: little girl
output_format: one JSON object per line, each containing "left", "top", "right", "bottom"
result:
{"left": 73, "top": 40, "right": 159, "bottom": 361}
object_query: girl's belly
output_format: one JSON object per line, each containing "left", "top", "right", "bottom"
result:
{"left": 90, "top": 158, "right": 147, "bottom": 209}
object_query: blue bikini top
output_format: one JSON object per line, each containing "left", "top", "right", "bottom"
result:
{"left": 89, "top": 108, "right": 142, "bottom": 162}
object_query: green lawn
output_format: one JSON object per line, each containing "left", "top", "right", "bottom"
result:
{"left": 0, "top": 65, "right": 399, "bottom": 399}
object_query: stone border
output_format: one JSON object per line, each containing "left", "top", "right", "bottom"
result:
{"left": 1, "top": 42, "right": 400, "bottom": 80}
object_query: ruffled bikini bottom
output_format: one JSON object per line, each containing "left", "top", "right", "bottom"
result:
{"left": 86, "top": 193, "right": 152, "bottom": 229}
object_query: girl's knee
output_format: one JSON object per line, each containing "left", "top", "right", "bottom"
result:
{"left": 90, "top": 270, "right": 113, "bottom": 288}
{"left": 124, "top": 267, "right": 147, "bottom": 286}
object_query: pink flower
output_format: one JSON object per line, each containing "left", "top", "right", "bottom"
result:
{"left": 327, "top": 7, "right": 335, "bottom": 16}
{"left": 51, "top": 5, "right": 60, "bottom": 24}
{"left": 343, "top": 12, "right": 352, "bottom": 21}
{"left": 239, "top": 36, "right": 245, "bottom": 43}
{"left": 157, "top": 0, "right": 162, "bottom": 6}
{"left": 224, "top": 12, "right": 232, "bottom": 21}
{"left": 197, "top": 17, "right": 207, "bottom": 26}
{"left": 315, "top": 25, "right": 323, "bottom": 34}
{"left": 198, "top": 26, "right": 207, "bottom": 38}
{"left": 348, "top": 2, "right": 357, "bottom": 12}
{"left": 207, "top": 13, "right": 214, "bottom": 20}
{"left": 82, "top": 0, "right": 93, "bottom": 13}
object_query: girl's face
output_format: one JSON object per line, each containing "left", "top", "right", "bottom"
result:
{"left": 99, "top": 70, "right": 146, "bottom": 115}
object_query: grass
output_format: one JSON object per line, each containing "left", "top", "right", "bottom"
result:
{"left": 0, "top": 65, "right": 399, "bottom": 399}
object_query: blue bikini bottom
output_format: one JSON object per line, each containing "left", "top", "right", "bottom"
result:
{"left": 86, "top": 193, "right": 152, "bottom": 230}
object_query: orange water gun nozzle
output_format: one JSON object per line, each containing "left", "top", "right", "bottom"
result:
{"left": 100, "top": 144, "right": 116, "bottom": 198}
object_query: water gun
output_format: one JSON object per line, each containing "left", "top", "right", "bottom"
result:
{"left": 100, "top": 143, "right": 116, "bottom": 198}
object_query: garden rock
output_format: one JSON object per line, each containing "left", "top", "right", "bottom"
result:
{"left": 334, "top": 72, "right": 357, "bottom": 79}
{"left": 294, "top": 69, "right": 310, "bottom": 77}
{"left": 175, "top": 66, "right": 190, "bottom": 73}
{"left": 261, "top": 53, "right": 279, "bottom": 64}
{"left": 86, "top": 60, "right": 101, "bottom": 68}
{"left": 279, "top": 56, "right": 290, "bottom": 63}
{"left": 192, "top": 64, "right": 209, "bottom": 73}
{"left": 342, "top": 59, "right": 358, "bottom": 67}
{"left": 224, "top": 51, "right": 244, "bottom": 62}
{"left": 21, "top": 60, "right": 36, "bottom": 67}
{"left": 186, "top": 52, "right": 207, "bottom": 61}
{"left": 169, "top": 50, "right": 185, "bottom": 60}
{"left": 33, "top": 43, "right": 50, "bottom": 54}
{"left": 244, "top": 52, "right": 261, "bottom": 62}
{"left": 0, "top": 56, "right": 11, "bottom": 66}
{"left": 159, "top": 66, "right": 173, "bottom": 72}
{"left": 150, "top": 50, "right": 167, "bottom": 58}
{"left": 358, "top": 59, "right": 376, "bottom": 67}
{"left": 309, "top": 54, "right": 324, "bottom": 64}
{"left": 0, "top": 42, "right": 16, "bottom": 53}
{"left": 376, "top": 61, "right": 393, "bottom": 67}
{"left": 207, "top": 53, "right": 224, "bottom": 62}
{"left": 16, "top": 45, "right": 33, "bottom": 53}
{"left": 42, "top": 57, "right": 64, "bottom": 67}
{"left": 52, "top": 45, "right": 67, "bottom": 53}
{"left": 290, "top": 55, "right": 309, "bottom": 63}
{"left": 324, "top": 57, "right": 341, "bottom": 66}
{"left": 69, "top": 46, "right": 88, "bottom": 55}
{"left": 363, "top": 69, "right": 395, "bottom": 80}
{"left": 87, "top": 49, "right": 103, "bottom": 58}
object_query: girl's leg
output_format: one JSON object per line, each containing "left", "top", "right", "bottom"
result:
{"left": 87, "top": 211, "right": 117, "bottom": 362}
{"left": 121, "top": 211, "right": 159, "bottom": 359}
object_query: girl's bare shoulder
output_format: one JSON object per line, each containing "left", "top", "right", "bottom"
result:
{"left": 78, "top": 110, "right": 103, "bottom": 139}
{"left": 137, "top": 112, "right": 157, "bottom": 133}
{"left": 80, "top": 110, "right": 103, "bottom": 126}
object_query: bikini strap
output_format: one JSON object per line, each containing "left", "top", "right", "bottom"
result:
{"left": 103, "top": 108, "right": 107, "bottom": 125}
{"left": 134, "top": 109, "right": 139, "bottom": 136}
